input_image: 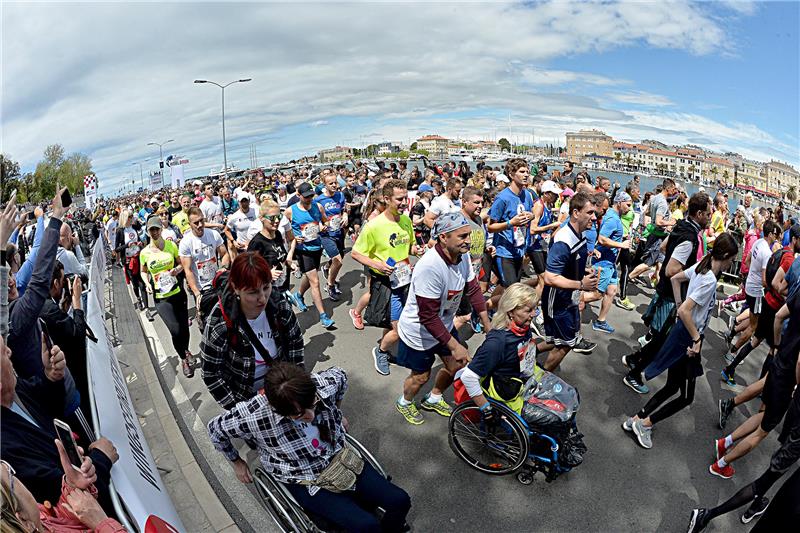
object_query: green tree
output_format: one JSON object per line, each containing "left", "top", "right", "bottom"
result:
{"left": 410, "top": 142, "right": 418, "bottom": 151}
{"left": 722, "top": 169, "right": 730, "bottom": 184}
{"left": 1, "top": 153, "right": 21, "bottom": 202}
{"left": 31, "top": 144, "right": 93, "bottom": 201}
{"left": 786, "top": 186, "right": 797, "bottom": 204}
{"left": 498, "top": 138, "right": 511, "bottom": 153}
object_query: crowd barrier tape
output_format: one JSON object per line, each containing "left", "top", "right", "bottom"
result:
{"left": 86, "top": 238, "right": 184, "bottom": 532}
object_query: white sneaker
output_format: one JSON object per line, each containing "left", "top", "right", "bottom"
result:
{"left": 638, "top": 335, "right": 648, "bottom": 348}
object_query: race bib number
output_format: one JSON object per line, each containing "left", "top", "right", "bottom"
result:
{"left": 390, "top": 260, "right": 412, "bottom": 288}
{"left": 301, "top": 222, "right": 320, "bottom": 241}
{"left": 328, "top": 214, "right": 343, "bottom": 231}
{"left": 514, "top": 226, "right": 526, "bottom": 247}
{"left": 126, "top": 243, "right": 140, "bottom": 258}
{"left": 471, "top": 258, "right": 482, "bottom": 278}
{"left": 518, "top": 339, "right": 537, "bottom": 377}
{"left": 197, "top": 257, "right": 218, "bottom": 284}
{"left": 155, "top": 272, "right": 177, "bottom": 295}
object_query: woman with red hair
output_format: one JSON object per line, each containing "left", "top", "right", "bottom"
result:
{"left": 200, "top": 252, "right": 305, "bottom": 409}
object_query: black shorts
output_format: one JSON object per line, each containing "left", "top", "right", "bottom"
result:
{"left": 761, "top": 360, "right": 796, "bottom": 433}
{"left": 494, "top": 257, "right": 523, "bottom": 288}
{"left": 746, "top": 293, "right": 763, "bottom": 315}
{"left": 396, "top": 329, "right": 460, "bottom": 373}
{"left": 755, "top": 303, "right": 779, "bottom": 347}
{"left": 528, "top": 249, "right": 547, "bottom": 275}
{"left": 478, "top": 252, "right": 493, "bottom": 283}
{"left": 296, "top": 248, "right": 323, "bottom": 273}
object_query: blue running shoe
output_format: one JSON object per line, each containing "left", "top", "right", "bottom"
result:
{"left": 320, "top": 312, "right": 335, "bottom": 329}
{"left": 721, "top": 369, "right": 736, "bottom": 387}
{"left": 592, "top": 320, "right": 615, "bottom": 334}
{"left": 470, "top": 313, "right": 483, "bottom": 334}
{"left": 291, "top": 291, "right": 308, "bottom": 312}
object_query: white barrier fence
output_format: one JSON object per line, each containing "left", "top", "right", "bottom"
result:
{"left": 86, "top": 238, "right": 185, "bottom": 532}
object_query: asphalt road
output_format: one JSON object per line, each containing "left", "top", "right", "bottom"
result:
{"left": 153, "top": 251, "right": 787, "bottom": 533}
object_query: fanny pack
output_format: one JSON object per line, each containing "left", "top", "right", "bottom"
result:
{"left": 299, "top": 442, "right": 364, "bottom": 493}
{"left": 643, "top": 223, "right": 668, "bottom": 239}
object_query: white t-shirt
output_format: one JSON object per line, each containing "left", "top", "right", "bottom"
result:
{"left": 683, "top": 263, "right": 718, "bottom": 333}
{"left": 671, "top": 241, "right": 694, "bottom": 266}
{"left": 246, "top": 310, "right": 278, "bottom": 380}
{"left": 200, "top": 197, "right": 224, "bottom": 225}
{"left": 745, "top": 238, "right": 771, "bottom": 297}
{"left": 123, "top": 227, "right": 140, "bottom": 258}
{"left": 227, "top": 209, "right": 257, "bottom": 244}
{"left": 398, "top": 246, "right": 475, "bottom": 351}
{"left": 105, "top": 219, "right": 118, "bottom": 247}
{"left": 428, "top": 195, "right": 462, "bottom": 217}
{"left": 245, "top": 219, "right": 264, "bottom": 242}
{"left": 179, "top": 229, "right": 224, "bottom": 290}
{"left": 162, "top": 227, "right": 178, "bottom": 243}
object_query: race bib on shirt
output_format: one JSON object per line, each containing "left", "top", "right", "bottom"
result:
{"left": 126, "top": 243, "right": 141, "bottom": 258}
{"left": 513, "top": 205, "right": 526, "bottom": 247}
{"left": 390, "top": 259, "right": 412, "bottom": 288}
{"left": 155, "top": 272, "right": 177, "bottom": 295}
{"left": 471, "top": 258, "right": 483, "bottom": 278}
{"left": 518, "top": 339, "right": 537, "bottom": 377}
{"left": 300, "top": 222, "right": 320, "bottom": 241}
{"left": 197, "top": 257, "right": 218, "bottom": 285}
{"left": 328, "top": 214, "right": 343, "bottom": 231}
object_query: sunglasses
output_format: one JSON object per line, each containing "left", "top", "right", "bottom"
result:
{"left": 262, "top": 214, "right": 281, "bottom": 222}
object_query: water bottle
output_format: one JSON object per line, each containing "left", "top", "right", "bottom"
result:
{"left": 386, "top": 257, "right": 396, "bottom": 267}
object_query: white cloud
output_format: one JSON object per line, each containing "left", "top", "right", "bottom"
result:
{"left": 0, "top": 0, "right": 791, "bottom": 195}
{"left": 609, "top": 91, "right": 675, "bottom": 107}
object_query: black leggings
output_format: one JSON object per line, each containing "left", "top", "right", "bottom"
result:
{"left": 155, "top": 290, "right": 190, "bottom": 358}
{"left": 637, "top": 363, "right": 696, "bottom": 426}
{"left": 124, "top": 260, "right": 149, "bottom": 307}
{"left": 617, "top": 248, "right": 633, "bottom": 299}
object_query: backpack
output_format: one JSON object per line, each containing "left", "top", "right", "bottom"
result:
{"left": 765, "top": 248, "right": 792, "bottom": 290}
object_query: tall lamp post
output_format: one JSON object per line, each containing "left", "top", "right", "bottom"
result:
{"left": 146, "top": 140, "right": 173, "bottom": 189}
{"left": 131, "top": 160, "right": 150, "bottom": 192}
{"left": 194, "top": 78, "right": 252, "bottom": 179}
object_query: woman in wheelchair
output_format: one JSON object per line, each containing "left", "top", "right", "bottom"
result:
{"left": 208, "top": 362, "right": 411, "bottom": 533}
{"left": 459, "top": 283, "right": 539, "bottom": 419}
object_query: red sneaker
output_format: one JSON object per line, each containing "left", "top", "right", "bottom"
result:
{"left": 349, "top": 309, "right": 364, "bottom": 330}
{"left": 715, "top": 438, "right": 727, "bottom": 461}
{"left": 709, "top": 462, "right": 735, "bottom": 479}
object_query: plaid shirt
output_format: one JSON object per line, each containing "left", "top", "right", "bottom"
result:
{"left": 207, "top": 367, "right": 348, "bottom": 484}
{"left": 201, "top": 289, "right": 304, "bottom": 409}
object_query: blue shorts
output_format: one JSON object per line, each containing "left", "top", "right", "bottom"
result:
{"left": 543, "top": 306, "right": 581, "bottom": 347}
{"left": 594, "top": 261, "right": 618, "bottom": 294}
{"left": 320, "top": 233, "right": 345, "bottom": 259}
{"left": 390, "top": 287, "right": 408, "bottom": 322}
{"left": 396, "top": 329, "right": 459, "bottom": 373}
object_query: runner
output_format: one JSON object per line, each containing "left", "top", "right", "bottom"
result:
{"left": 199, "top": 183, "right": 224, "bottom": 230}
{"left": 540, "top": 192, "right": 599, "bottom": 371}
{"left": 628, "top": 179, "right": 677, "bottom": 286}
{"left": 224, "top": 194, "right": 257, "bottom": 258}
{"left": 394, "top": 212, "right": 490, "bottom": 424}
{"left": 246, "top": 200, "right": 291, "bottom": 296}
{"left": 424, "top": 178, "right": 462, "bottom": 227}
{"left": 316, "top": 171, "right": 348, "bottom": 302}
{"left": 285, "top": 182, "right": 335, "bottom": 329}
{"left": 453, "top": 186, "right": 492, "bottom": 333}
{"left": 179, "top": 206, "right": 230, "bottom": 331}
{"left": 350, "top": 179, "right": 420, "bottom": 375}
{"left": 171, "top": 192, "right": 193, "bottom": 236}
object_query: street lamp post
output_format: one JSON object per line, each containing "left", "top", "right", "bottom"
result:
{"left": 194, "top": 78, "right": 252, "bottom": 179}
{"left": 146, "top": 140, "right": 173, "bottom": 189}
{"left": 132, "top": 159, "right": 151, "bottom": 192}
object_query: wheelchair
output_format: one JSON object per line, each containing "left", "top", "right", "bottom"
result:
{"left": 448, "top": 398, "right": 582, "bottom": 485}
{"left": 253, "top": 433, "right": 390, "bottom": 533}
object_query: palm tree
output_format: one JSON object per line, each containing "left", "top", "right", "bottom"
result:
{"left": 710, "top": 166, "right": 719, "bottom": 184}
{"left": 614, "top": 152, "right": 621, "bottom": 168}
{"left": 723, "top": 170, "right": 730, "bottom": 185}
{"left": 688, "top": 164, "right": 696, "bottom": 181}
{"left": 787, "top": 186, "right": 797, "bottom": 205}
{"left": 625, "top": 155, "right": 632, "bottom": 170}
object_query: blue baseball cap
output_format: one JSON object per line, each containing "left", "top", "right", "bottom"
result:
{"left": 418, "top": 184, "right": 434, "bottom": 193}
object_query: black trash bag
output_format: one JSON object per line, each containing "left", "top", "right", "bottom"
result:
{"left": 559, "top": 430, "right": 587, "bottom": 468}
{"left": 363, "top": 274, "right": 392, "bottom": 329}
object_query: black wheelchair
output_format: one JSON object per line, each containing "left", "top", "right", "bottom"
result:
{"left": 448, "top": 398, "right": 584, "bottom": 485}
{"left": 253, "top": 433, "right": 390, "bottom": 533}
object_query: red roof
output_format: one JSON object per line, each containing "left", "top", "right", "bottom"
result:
{"left": 418, "top": 135, "right": 448, "bottom": 141}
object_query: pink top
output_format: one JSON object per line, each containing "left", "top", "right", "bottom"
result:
{"left": 38, "top": 478, "right": 127, "bottom": 533}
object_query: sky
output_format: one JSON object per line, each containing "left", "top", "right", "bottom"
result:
{"left": 2, "top": 0, "right": 798, "bottom": 196}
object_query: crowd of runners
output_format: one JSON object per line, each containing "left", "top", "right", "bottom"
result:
{"left": 3, "top": 156, "right": 797, "bottom": 531}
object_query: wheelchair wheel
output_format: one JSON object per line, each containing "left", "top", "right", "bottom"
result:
{"left": 448, "top": 400, "right": 529, "bottom": 475}
{"left": 253, "top": 468, "right": 321, "bottom": 533}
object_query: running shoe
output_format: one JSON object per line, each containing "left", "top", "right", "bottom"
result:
{"left": 621, "top": 354, "right": 633, "bottom": 369}
{"left": 741, "top": 497, "right": 769, "bottom": 524}
{"left": 372, "top": 345, "right": 391, "bottom": 375}
{"left": 638, "top": 334, "right": 649, "bottom": 348}
{"left": 709, "top": 462, "right": 735, "bottom": 479}
{"left": 615, "top": 297, "right": 636, "bottom": 311}
{"left": 470, "top": 314, "right": 483, "bottom": 334}
{"left": 720, "top": 369, "right": 736, "bottom": 387}
{"left": 290, "top": 291, "right": 309, "bottom": 312}
{"left": 623, "top": 375, "right": 650, "bottom": 394}
{"left": 145, "top": 308, "right": 156, "bottom": 322}
{"left": 632, "top": 419, "right": 652, "bottom": 449}
{"left": 420, "top": 394, "right": 452, "bottom": 417}
{"left": 349, "top": 309, "right": 365, "bottom": 330}
{"left": 182, "top": 358, "right": 195, "bottom": 378}
{"left": 573, "top": 339, "right": 597, "bottom": 354}
{"left": 715, "top": 438, "right": 727, "bottom": 461}
{"left": 687, "top": 508, "right": 711, "bottom": 533}
{"left": 592, "top": 320, "right": 615, "bottom": 334}
{"left": 319, "top": 312, "right": 335, "bottom": 329}
{"left": 723, "top": 351, "right": 736, "bottom": 364}
{"left": 396, "top": 401, "right": 424, "bottom": 425}
{"left": 718, "top": 398, "right": 735, "bottom": 429}
{"left": 621, "top": 417, "right": 635, "bottom": 432}
{"left": 326, "top": 284, "right": 340, "bottom": 302}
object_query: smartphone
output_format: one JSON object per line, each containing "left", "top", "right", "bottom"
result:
{"left": 27, "top": 210, "right": 35, "bottom": 220}
{"left": 61, "top": 188, "right": 72, "bottom": 208}
{"left": 54, "top": 419, "right": 83, "bottom": 470}
{"left": 39, "top": 318, "right": 54, "bottom": 352}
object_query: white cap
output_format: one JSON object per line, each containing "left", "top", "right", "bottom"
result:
{"left": 496, "top": 173, "right": 510, "bottom": 183}
{"left": 192, "top": 179, "right": 203, "bottom": 186}
{"left": 541, "top": 180, "right": 562, "bottom": 196}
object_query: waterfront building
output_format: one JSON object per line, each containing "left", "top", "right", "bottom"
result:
{"left": 702, "top": 156, "right": 736, "bottom": 186}
{"left": 566, "top": 129, "right": 613, "bottom": 162}
{"left": 416, "top": 134, "right": 449, "bottom": 158}
{"left": 318, "top": 145, "right": 353, "bottom": 162}
{"left": 765, "top": 160, "right": 800, "bottom": 197}
{"left": 377, "top": 142, "right": 401, "bottom": 156}
{"left": 737, "top": 159, "right": 765, "bottom": 189}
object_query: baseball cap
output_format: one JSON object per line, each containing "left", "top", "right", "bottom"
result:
{"left": 149, "top": 197, "right": 159, "bottom": 205}
{"left": 418, "top": 184, "right": 434, "bottom": 193}
{"left": 541, "top": 180, "right": 562, "bottom": 196}
{"left": 297, "top": 182, "right": 315, "bottom": 198}
{"left": 146, "top": 216, "right": 163, "bottom": 231}
{"left": 562, "top": 187, "right": 575, "bottom": 198}
{"left": 496, "top": 174, "right": 510, "bottom": 183}
{"left": 237, "top": 191, "right": 251, "bottom": 202}
{"left": 614, "top": 191, "right": 632, "bottom": 204}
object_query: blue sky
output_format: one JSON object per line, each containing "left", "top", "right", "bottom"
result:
{"left": 2, "top": 1, "right": 798, "bottom": 196}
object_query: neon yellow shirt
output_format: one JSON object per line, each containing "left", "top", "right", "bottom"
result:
{"left": 353, "top": 212, "right": 414, "bottom": 273}
{"left": 140, "top": 240, "right": 181, "bottom": 299}
{"left": 172, "top": 211, "right": 190, "bottom": 236}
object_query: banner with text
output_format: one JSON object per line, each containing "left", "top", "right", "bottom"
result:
{"left": 86, "top": 240, "right": 184, "bottom": 532}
